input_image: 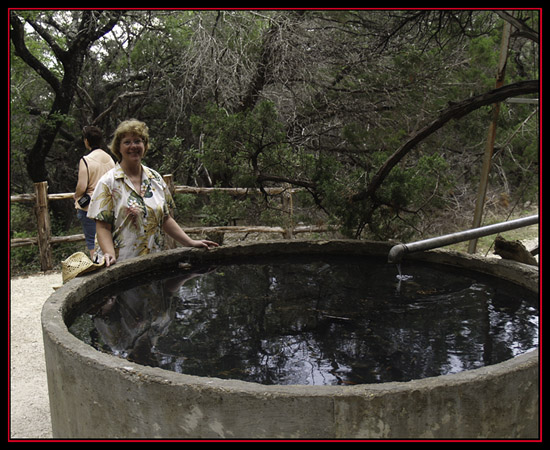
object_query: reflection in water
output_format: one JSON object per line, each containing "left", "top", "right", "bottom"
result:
{"left": 70, "top": 256, "right": 539, "bottom": 385}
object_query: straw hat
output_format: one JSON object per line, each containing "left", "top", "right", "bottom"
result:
{"left": 62, "top": 252, "right": 104, "bottom": 283}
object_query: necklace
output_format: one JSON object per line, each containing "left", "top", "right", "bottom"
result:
{"left": 120, "top": 160, "right": 143, "bottom": 195}
{"left": 126, "top": 170, "right": 143, "bottom": 195}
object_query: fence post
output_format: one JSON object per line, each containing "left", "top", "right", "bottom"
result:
{"left": 162, "top": 174, "right": 177, "bottom": 249}
{"left": 282, "top": 184, "right": 294, "bottom": 239}
{"left": 34, "top": 181, "right": 54, "bottom": 271}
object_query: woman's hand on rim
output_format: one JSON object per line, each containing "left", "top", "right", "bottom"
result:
{"left": 103, "top": 253, "right": 117, "bottom": 267}
{"left": 193, "top": 239, "right": 219, "bottom": 250}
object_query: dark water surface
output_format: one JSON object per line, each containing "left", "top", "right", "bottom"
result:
{"left": 69, "top": 256, "right": 539, "bottom": 385}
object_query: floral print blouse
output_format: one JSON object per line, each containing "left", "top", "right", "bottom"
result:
{"left": 87, "top": 163, "right": 175, "bottom": 263}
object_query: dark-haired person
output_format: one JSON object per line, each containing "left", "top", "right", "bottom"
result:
{"left": 74, "top": 126, "right": 115, "bottom": 259}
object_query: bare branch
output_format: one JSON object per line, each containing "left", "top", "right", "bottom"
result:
{"left": 10, "top": 13, "right": 62, "bottom": 93}
{"left": 92, "top": 91, "right": 148, "bottom": 125}
{"left": 352, "top": 79, "right": 539, "bottom": 203}
{"left": 495, "top": 11, "right": 539, "bottom": 44}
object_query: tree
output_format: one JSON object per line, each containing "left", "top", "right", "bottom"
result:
{"left": 10, "top": 10, "right": 124, "bottom": 184}
{"left": 190, "top": 10, "right": 539, "bottom": 236}
{"left": 10, "top": 9, "right": 539, "bottom": 242}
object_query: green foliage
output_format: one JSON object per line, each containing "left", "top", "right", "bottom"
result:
{"left": 172, "top": 193, "right": 198, "bottom": 223}
{"left": 191, "top": 101, "right": 291, "bottom": 187}
{"left": 199, "top": 191, "right": 252, "bottom": 226}
{"left": 10, "top": 239, "right": 42, "bottom": 274}
{"left": 464, "top": 34, "right": 502, "bottom": 89}
{"left": 10, "top": 9, "right": 539, "bottom": 251}
{"left": 10, "top": 203, "right": 87, "bottom": 274}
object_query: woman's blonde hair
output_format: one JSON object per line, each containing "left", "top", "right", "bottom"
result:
{"left": 110, "top": 119, "right": 149, "bottom": 162}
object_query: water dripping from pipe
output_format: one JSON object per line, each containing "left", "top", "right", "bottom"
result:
{"left": 395, "top": 263, "right": 413, "bottom": 294}
{"left": 396, "top": 263, "right": 413, "bottom": 281}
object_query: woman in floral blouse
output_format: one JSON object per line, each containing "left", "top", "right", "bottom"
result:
{"left": 87, "top": 119, "right": 218, "bottom": 267}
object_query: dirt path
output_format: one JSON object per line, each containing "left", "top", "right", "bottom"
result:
{"left": 9, "top": 271, "right": 61, "bottom": 439}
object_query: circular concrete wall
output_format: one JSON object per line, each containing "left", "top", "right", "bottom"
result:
{"left": 41, "top": 240, "right": 539, "bottom": 439}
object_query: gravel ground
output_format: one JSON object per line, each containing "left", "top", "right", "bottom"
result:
{"left": 9, "top": 271, "right": 61, "bottom": 440}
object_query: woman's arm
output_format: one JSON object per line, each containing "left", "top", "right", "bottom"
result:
{"left": 74, "top": 159, "right": 88, "bottom": 199}
{"left": 162, "top": 216, "right": 219, "bottom": 249}
{"left": 95, "top": 220, "right": 117, "bottom": 266}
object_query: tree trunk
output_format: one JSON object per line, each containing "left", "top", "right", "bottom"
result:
{"left": 25, "top": 96, "right": 74, "bottom": 183}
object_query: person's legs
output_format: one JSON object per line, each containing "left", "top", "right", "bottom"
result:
{"left": 77, "top": 209, "right": 96, "bottom": 259}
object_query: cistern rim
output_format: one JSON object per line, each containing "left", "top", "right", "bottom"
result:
{"left": 42, "top": 239, "right": 539, "bottom": 395}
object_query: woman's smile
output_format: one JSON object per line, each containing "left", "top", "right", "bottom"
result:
{"left": 121, "top": 134, "right": 145, "bottom": 160}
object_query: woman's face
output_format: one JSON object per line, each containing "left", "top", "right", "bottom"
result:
{"left": 119, "top": 133, "right": 145, "bottom": 163}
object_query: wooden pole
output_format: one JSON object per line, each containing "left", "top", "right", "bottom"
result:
{"left": 33, "top": 181, "right": 54, "bottom": 271}
{"left": 162, "top": 174, "right": 177, "bottom": 250}
{"left": 468, "top": 19, "right": 512, "bottom": 254}
{"left": 282, "top": 184, "right": 294, "bottom": 239}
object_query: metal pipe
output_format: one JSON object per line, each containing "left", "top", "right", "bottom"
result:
{"left": 387, "top": 214, "right": 539, "bottom": 264}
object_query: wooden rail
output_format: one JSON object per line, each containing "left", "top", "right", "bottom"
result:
{"left": 10, "top": 176, "right": 335, "bottom": 270}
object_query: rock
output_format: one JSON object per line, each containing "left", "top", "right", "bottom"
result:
{"left": 494, "top": 235, "right": 538, "bottom": 266}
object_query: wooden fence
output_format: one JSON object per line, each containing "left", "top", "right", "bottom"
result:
{"left": 10, "top": 175, "right": 335, "bottom": 270}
